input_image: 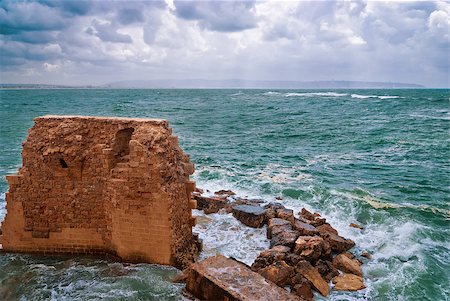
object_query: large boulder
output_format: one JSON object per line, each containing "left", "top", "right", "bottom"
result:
{"left": 257, "top": 260, "right": 295, "bottom": 287}
{"left": 290, "top": 274, "right": 314, "bottom": 301}
{"left": 264, "top": 202, "right": 286, "bottom": 221}
{"left": 276, "top": 208, "right": 295, "bottom": 224}
{"left": 251, "top": 246, "right": 291, "bottom": 271}
{"left": 194, "top": 195, "right": 228, "bottom": 214}
{"left": 293, "top": 219, "right": 319, "bottom": 236}
{"left": 332, "top": 254, "right": 362, "bottom": 277}
{"left": 332, "top": 273, "right": 366, "bottom": 291}
{"left": 322, "top": 232, "right": 355, "bottom": 253}
{"left": 293, "top": 236, "right": 331, "bottom": 262}
{"left": 316, "top": 223, "right": 339, "bottom": 236}
{"left": 232, "top": 204, "right": 266, "bottom": 228}
{"left": 315, "top": 259, "right": 339, "bottom": 282}
{"left": 295, "top": 260, "right": 330, "bottom": 297}
{"left": 267, "top": 218, "right": 292, "bottom": 239}
{"left": 270, "top": 230, "right": 300, "bottom": 249}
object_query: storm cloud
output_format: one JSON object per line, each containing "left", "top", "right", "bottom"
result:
{"left": 0, "top": 0, "right": 448, "bottom": 87}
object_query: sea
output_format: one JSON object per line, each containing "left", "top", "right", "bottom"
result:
{"left": 0, "top": 89, "right": 448, "bottom": 301}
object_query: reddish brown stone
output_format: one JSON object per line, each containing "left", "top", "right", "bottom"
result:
{"left": 267, "top": 218, "right": 292, "bottom": 239}
{"left": 258, "top": 260, "right": 295, "bottom": 287}
{"left": 316, "top": 223, "right": 339, "bottom": 236}
{"left": 293, "top": 219, "right": 319, "bottom": 236}
{"left": 251, "top": 245, "right": 291, "bottom": 271}
{"left": 276, "top": 208, "right": 295, "bottom": 224}
{"left": 232, "top": 204, "right": 266, "bottom": 228}
{"left": 214, "top": 189, "right": 236, "bottom": 196}
{"left": 186, "top": 255, "right": 304, "bottom": 301}
{"left": 299, "top": 208, "right": 316, "bottom": 221}
{"left": 332, "top": 273, "right": 366, "bottom": 291}
{"left": 361, "top": 251, "right": 372, "bottom": 259}
{"left": 291, "top": 274, "right": 314, "bottom": 301}
{"left": 315, "top": 259, "right": 339, "bottom": 282}
{"left": 0, "top": 116, "right": 199, "bottom": 268}
{"left": 349, "top": 222, "right": 364, "bottom": 230}
{"left": 322, "top": 232, "right": 355, "bottom": 254}
{"left": 293, "top": 236, "right": 331, "bottom": 262}
{"left": 295, "top": 260, "right": 330, "bottom": 297}
{"left": 270, "top": 230, "right": 300, "bottom": 249}
{"left": 333, "top": 254, "right": 362, "bottom": 277}
{"left": 194, "top": 195, "right": 228, "bottom": 214}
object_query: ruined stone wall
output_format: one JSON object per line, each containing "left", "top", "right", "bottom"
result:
{"left": 0, "top": 115, "right": 199, "bottom": 268}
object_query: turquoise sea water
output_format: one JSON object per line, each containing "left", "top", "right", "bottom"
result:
{"left": 0, "top": 89, "right": 449, "bottom": 300}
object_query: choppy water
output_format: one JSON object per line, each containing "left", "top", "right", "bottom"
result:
{"left": 0, "top": 89, "right": 449, "bottom": 300}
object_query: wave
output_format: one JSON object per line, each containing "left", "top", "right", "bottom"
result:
{"left": 351, "top": 94, "right": 400, "bottom": 99}
{"left": 263, "top": 91, "right": 348, "bottom": 97}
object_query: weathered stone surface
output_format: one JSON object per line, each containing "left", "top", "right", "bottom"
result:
{"left": 295, "top": 260, "right": 330, "bottom": 297}
{"left": 299, "top": 208, "right": 316, "bottom": 221}
{"left": 232, "top": 205, "right": 266, "bottom": 228}
{"left": 315, "top": 259, "right": 339, "bottom": 282}
{"left": 214, "top": 189, "right": 236, "bottom": 196}
{"left": 185, "top": 255, "right": 304, "bottom": 301}
{"left": 264, "top": 202, "right": 286, "bottom": 221}
{"left": 0, "top": 115, "right": 199, "bottom": 268}
{"left": 251, "top": 246, "right": 290, "bottom": 271}
{"left": 276, "top": 208, "right": 295, "bottom": 224}
{"left": 333, "top": 254, "right": 362, "bottom": 277}
{"left": 332, "top": 273, "right": 366, "bottom": 291}
{"left": 194, "top": 195, "right": 228, "bottom": 214}
{"left": 270, "top": 230, "right": 300, "bottom": 249}
{"left": 293, "top": 219, "right": 319, "bottom": 236}
{"left": 267, "top": 218, "right": 292, "bottom": 239}
{"left": 291, "top": 274, "right": 314, "bottom": 301}
{"left": 322, "top": 232, "right": 355, "bottom": 253}
{"left": 258, "top": 260, "right": 295, "bottom": 287}
{"left": 316, "top": 223, "right": 339, "bottom": 236}
{"left": 293, "top": 236, "right": 331, "bottom": 262}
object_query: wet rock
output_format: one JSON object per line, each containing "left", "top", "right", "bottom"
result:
{"left": 332, "top": 273, "right": 366, "bottom": 291}
{"left": 186, "top": 255, "right": 303, "bottom": 301}
{"left": 195, "top": 187, "right": 204, "bottom": 194}
{"left": 214, "top": 189, "right": 236, "bottom": 196}
{"left": 194, "top": 195, "right": 228, "bottom": 214}
{"left": 333, "top": 254, "right": 362, "bottom": 277}
{"left": 276, "top": 208, "right": 295, "bottom": 224}
{"left": 361, "top": 251, "right": 372, "bottom": 259}
{"left": 270, "top": 230, "right": 300, "bottom": 249}
{"left": 258, "top": 260, "right": 295, "bottom": 287}
{"left": 293, "top": 219, "right": 319, "bottom": 236}
{"left": 232, "top": 205, "right": 266, "bottom": 228}
{"left": 310, "top": 218, "right": 327, "bottom": 227}
{"left": 251, "top": 246, "right": 291, "bottom": 271}
{"left": 299, "top": 208, "right": 316, "bottom": 221}
{"left": 315, "top": 259, "right": 339, "bottom": 282}
{"left": 267, "top": 218, "right": 292, "bottom": 239}
{"left": 295, "top": 260, "right": 330, "bottom": 297}
{"left": 316, "top": 223, "right": 339, "bottom": 236}
{"left": 264, "top": 203, "right": 286, "bottom": 221}
{"left": 349, "top": 222, "right": 364, "bottom": 230}
{"left": 291, "top": 274, "right": 314, "bottom": 301}
{"left": 322, "top": 232, "right": 355, "bottom": 253}
{"left": 293, "top": 236, "right": 331, "bottom": 262}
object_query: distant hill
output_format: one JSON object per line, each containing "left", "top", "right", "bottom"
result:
{"left": 105, "top": 79, "right": 425, "bottom": 89}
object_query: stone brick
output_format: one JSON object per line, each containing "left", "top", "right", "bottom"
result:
{"left": 0, "top": 115, "right": 200, "bottom": 269}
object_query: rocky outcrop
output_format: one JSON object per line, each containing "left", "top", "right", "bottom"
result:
{"left": 0, "top": 115, "right": 200, "bottom": 269}
{"left": 332, "top": 273, "right": 366, "bottom": 291}
{"left": 185, "top": 255, "right": 305, "bottom": 301}
{"left": 332, "top": 254, "right": 362, "bottom": 277}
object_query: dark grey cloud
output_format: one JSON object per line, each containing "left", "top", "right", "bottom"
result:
{"left": 174, "top": 0, "right": 257, "bottom": 32}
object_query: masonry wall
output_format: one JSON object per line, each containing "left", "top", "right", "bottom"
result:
{"left": 0, "top": 115, "right": 199, "bottom": 268}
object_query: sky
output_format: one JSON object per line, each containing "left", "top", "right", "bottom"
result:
{"left": 0, "top": 0, "right": 449, "bottom": 87}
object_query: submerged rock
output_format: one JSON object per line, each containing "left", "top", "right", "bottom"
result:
{"left": 332, "top": 273, "right": 366, "bottom": 291}
{"left": 232, "top": 204, "right": 266, "bottom": 228}
{"left": 349, "top": 222, "right": 364, "bottom": 230}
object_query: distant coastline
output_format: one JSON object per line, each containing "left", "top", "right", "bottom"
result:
{"left": 0, "top": 80, "right": 428, "bottom": 90}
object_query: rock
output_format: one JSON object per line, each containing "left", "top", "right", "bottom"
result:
{"left": 264, "top": 202, "right": 286, "bottom": 222}
{"left": 185, "top": 255, "right": 303, "bottom": 301}
{"left": 267, "top": 218, "right": 292, "bottom": 239}
{"left": 214, "top": 189, "right": 236, "bottom": 196}
{"left": 258, "top": 260, "right": 295, "bottom": 287}
{"left": 299, "top": 208, "right": 316, "bottom": 221}
{"left": 293, "top": 236, "right": 331, "bottom": 262}
{"left": 291, "top": 274, "right": 314, "bottom": 301}
{"left": 333, "top": 254, "right": 362, "bottom": 277}
{"left": 361, "top": 251, "right": 372, "bottom": 259}
{"left": 232, "top": 205, "right": 266, "bottom": 228}
{"left": 295, "top": 260, "right": 330, "bottom": 297}
{"left": 315, "top": 259, "right": 339, "bottom": 282}
{"left": 293, "top": 219, "right": 319, "bottom": 236}
{"left": 171, "top": 269, "right": 189, "bottom": 283}
{"left": 310, "top": 218, "right": 327, "bottom": 227}
{"left": 264, "top": 202, "right": 286, "bottom": 210}
{"left": 270, "top": 230, "right": 299, "bottom": 249}
{"left": 276, "top": 208, "right": 295, "bottom": 224}
{"left": 251, "top": 246, "right": 291, "bottom": 271}
{"left": 332, "top": 273, "right": 366, "bottom": 291}
{"left": 322, "top": 232, "right": 355, "bottom": 253}
{"left": 195, "top": 187, "right": 204, "bottom": 194}
{"left": 316, "top": 223, "right": 339, "bottom": 236}
{"left": 349, "top": 222, "right": 364, "bottom": 230}
{"left": 194, "top": 195, "right": 228, "bottom": 214}
{"left": 275, "top": 196, "right": 283, "bottom": 200}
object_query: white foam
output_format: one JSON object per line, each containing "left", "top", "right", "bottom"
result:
{"left": 285, "top": 92, "right": 348, "bottom": 97}
{"left": 351, "top": 94, "right": 400, "bottom": 99}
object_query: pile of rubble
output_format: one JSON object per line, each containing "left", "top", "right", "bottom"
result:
{"left": 184, "top": 189, "right": 369, "bottom": 300}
